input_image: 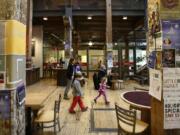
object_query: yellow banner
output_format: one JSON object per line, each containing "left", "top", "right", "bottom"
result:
{"left": 5, "top": 20, "right": 26, "bottom": 55}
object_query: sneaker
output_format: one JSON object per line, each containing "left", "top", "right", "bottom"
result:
{"left": 64, "top": 96, "right": 70, "bottom": 100}
{"left": 105, "top": 101, "right": 110, "bottom": 105}
{"left": 69, "top": 110, "right": 76, "bottom": 114}
{"left": 94, "top": 99, "right": 97, "bottom": 103}
{"left": 82, "top": 107, "right": 88, "bottom": 112}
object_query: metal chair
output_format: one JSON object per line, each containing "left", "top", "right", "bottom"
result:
{"left": 115, "top": 103, "right": 148, "bottom": 135}
{"left": 34, "top": 100, "right": 61, "bottom": 135}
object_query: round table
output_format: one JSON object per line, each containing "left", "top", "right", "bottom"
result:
{"left": 121, "top": 90, "right": 151, "bottom": 124}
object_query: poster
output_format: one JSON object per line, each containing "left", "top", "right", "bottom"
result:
{"left": 163, "top": 68, "right": 180, "bottom": 129}
{"left": 149, "top": 69, "right": 162, "bottom": 101}
{"left": 147, "top": 51, "right": 156, "bottom": 68}
{"left": 162, "top": 49, "right": 175, "bottom": 67}
{"left": 0, "top": 90, "right": 11, "bottom": 135}
{"left": 163, "top": 68, "right": 180, "bottom": 98}
{"left": 164, "top": 98, "right": 180, "bottom": 129}
{"left": 160, "top": 0, "right": 180, "bottom": 19}
{"left": 162, "top": 20, "right": 180, "bottom": 49}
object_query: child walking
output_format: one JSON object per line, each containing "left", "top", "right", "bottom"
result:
{"left": 69, "top": 72, "right": 88, "bottom": 114}
{"left": 94, "top": 77, "right": 110, "bottom": 105}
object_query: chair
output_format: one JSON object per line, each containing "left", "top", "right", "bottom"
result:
{"left": 34, "top": 100, "right": 61, "bottom": 135}
{"left": 115, "top": 103, "right": 148, "bottom": 135}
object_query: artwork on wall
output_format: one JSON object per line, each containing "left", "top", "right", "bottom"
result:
{"left": 161, "top": 0, "right": 179, "bottom": 9}
{"left": 162, "top": 49, "right": 175, "bottom": 67}
{"left": 31, "top": 41, "right": 35, "bottom": 57}
{"left": 162, "top": 20, "right": 180, "bottom": 49}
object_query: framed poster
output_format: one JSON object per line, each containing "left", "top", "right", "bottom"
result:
{"left": 162, "top": 20, "right": 180, "bottom": 49}
{"left": 162, "top": 49, "right": 175, "bottom": 67}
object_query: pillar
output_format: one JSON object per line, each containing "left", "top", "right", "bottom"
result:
{"left": 124, "top": 37, "right": 129, "bottom": 77}
{"left": 63, "top": 7, "right": 73, "bottom": 67}
{"left": 106, "top": 0, "right": 113, "bottom": 71}
{"left": 0, "top": 1, "right": 27, "bottom": 135}
{"left": 26, "top": 0, "right": 33, "bottom": 68}
{"left": 147, "top": 0, "right": 180, "bottom": 135}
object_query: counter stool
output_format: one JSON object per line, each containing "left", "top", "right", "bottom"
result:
{"left": 117, "top": 80, "right": 124, "bottom": 89}
{"left": 111, "top": 80, "right": 124, "bottom": 90}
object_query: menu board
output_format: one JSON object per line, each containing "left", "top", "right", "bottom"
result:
{"left": 0, "top": 90, "right": 11, "bottom": 135}
{"left": 163, "top": 68, "right": 180, "bottom": 129}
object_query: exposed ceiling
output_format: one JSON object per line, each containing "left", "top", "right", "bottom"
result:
{"left": 33, "top": 0, "right": 146, "bottom": 49}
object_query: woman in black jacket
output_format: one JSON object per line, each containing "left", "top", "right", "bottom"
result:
{"left": 64, "top": 58, "right": 75, "bottom": 99}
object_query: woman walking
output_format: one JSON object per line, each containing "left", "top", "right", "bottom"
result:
{"left": 64, "top": 58, "right": 75, "bottom": 100}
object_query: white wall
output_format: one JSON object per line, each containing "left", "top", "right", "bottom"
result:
{"left": 32, "top": 26, "right": 43, "bottom": 78}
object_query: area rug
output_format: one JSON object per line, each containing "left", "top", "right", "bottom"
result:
{"left": 90, "top": 108, "right": 118, "bottom": 132}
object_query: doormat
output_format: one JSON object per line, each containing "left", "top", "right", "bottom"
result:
{"left": 90, "top": 108, "right": 118, "bottom": 132}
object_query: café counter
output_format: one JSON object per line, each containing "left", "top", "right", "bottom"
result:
{"left": 26, "top": 67, "right": 40, "bottom": 86}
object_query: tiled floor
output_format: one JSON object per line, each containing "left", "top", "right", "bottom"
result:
{"left": 26, "top": 77, "right": 148, "bottom": 135}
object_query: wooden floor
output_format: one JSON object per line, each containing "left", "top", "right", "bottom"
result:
{"left": 27, "top": 76, "right": 148, "bottom": 135}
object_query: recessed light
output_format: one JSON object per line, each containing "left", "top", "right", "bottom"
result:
{"left": 88, "top": 41, "right": 93, "bottom": 46}
{"left": 87, "top": 16, "right": 92, "bottom": 20}
{"left": 43, "top": 17, "right": 48, "bottom": 21}
{"left": 122, "top": 16, "right": 127, "bottom": 20}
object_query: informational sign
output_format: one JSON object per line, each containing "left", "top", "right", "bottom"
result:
{"left": 107, "top": 51, "right": 113, "bottom": 68}
{"left": 149, "top": 69, "right": 162, "bottom": 101}
{"left": 147, "top": 51, "right": 156, "bottom": 68}
{"left": 162, "top": 20, "right": 180, "bottom": 49}
{"left": 163, "top": 68, "right": 180, "bottom": 129}
{"left": 16, "top": 83, "right": 25, "bottom": 106}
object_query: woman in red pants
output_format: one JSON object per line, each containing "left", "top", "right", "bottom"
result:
{"left": 69, "top": 72, "right": 88, "bottom": 114}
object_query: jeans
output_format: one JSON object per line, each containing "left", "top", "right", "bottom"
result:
{"left": 64, "top": 78, "right": 73, "bottom": 97}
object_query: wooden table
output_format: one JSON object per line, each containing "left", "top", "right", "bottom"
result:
{"left": 25, "top": 93, "right": 50, "bottom": 135}
{"left": 121, "top": 91, "right": 151, "bottom": 123}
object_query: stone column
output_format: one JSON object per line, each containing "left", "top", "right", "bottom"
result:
{"left": 147, "top": 0, "right": 180, "bottom": 135}
{"left": 0, "top": 1, "right": 27, "bottom": 135}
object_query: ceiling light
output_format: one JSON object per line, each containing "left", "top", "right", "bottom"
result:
{"left": 122, "top": 16, "right": 127, "bottom": 20}
{"left": 87, "top": 16, "right": 92, "bottom": 20}
{"left": 43, "top": 17, "right": 48, "bottom": 21}
{"left": 114, "top": 42, "right": 118, "bottom": 46}
{"left": 88, "top": 41, "right": 93, "bottom": 46}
